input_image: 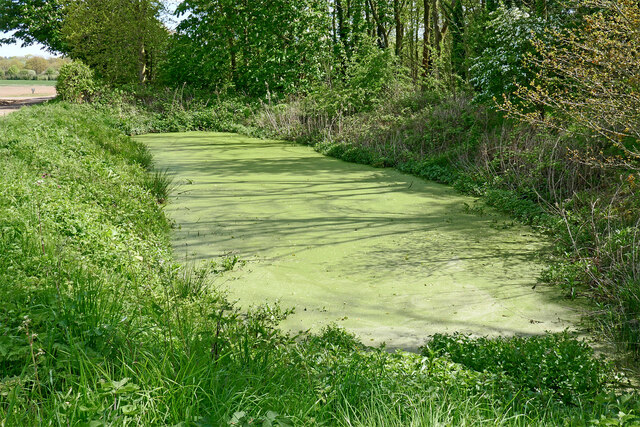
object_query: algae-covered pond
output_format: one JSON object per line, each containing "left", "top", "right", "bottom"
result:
{"left": 140, "top": 132, "right": 580, "bottom": 349}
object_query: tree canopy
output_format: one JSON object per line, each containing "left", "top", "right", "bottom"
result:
{"left": 63, "top": 0, "right": 167, "bottom": 85}
{"left": 0, "top": 0, "right": 67, "bottom": 53}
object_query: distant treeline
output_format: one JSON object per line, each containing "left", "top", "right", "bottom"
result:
{"left": 0, "top": 55, "right": 69, "bottom": 80}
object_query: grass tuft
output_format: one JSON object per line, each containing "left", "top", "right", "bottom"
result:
{"left": 144, "top": 167, "right": 174, "bottom": 204}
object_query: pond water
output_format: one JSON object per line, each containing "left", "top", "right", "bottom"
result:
{"left": 139, "top": 132, "right": 581, "bottom": 350}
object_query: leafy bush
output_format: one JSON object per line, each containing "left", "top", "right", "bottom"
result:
{"left": 56, "top": 61, "right": 97, "bottom": 103}
{"left": 18, "top": 69, "right": 36, "bottom": 80}
{"left": 469, "top": 5, "right": 547, "bottom": 105}
{"left": 422, "top": 333, "right": 611, "bottom": 404}
{"left": 6, "top": 65, "right": 19, "bottom": 78}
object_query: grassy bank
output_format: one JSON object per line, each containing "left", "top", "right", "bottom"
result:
{"left": 100, "top": 86, "right": 640, "bottom": 360}
{"left": 1, "top": 102, "right": 638, "bottom": 425}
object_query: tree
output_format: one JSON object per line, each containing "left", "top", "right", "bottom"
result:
{"left": 422, "top": 0, "right": 431, "bottom": 75}
{"left": 25, "top": 56, "right": 48, "bottom": 74}
{"left": 63, "top": 0, "right": 168, "bottom": 85}
{"left": 171, "top": 0, "right": 331, "bottom": 95}
{"left": 45, "top": 67, "right": 58, "bottom": 78}
{"left": 393, "top": 0, "right": 408, "bottom": 57}
{"left": 6, "top": 64, "right": 19, "bottom": 78}
{"left": 468, "top": 5, "right": 546, "bottom": 104}
{"left": 507, "top": 0, "right": 640, "bottom": 163}
{"left": 366, "top": 0, "right": 393, "bottom": 49}
{"left": 0, "top": 58, "right": 24, "bottom": 72}
{"left": 0, "top": 0, "right": 67, "bottom": 53}
{"left": 448, "top": 0, "right": 465, "bottom": 79}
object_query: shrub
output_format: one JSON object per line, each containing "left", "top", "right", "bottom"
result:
{"left": 18, "top": 69, "right": 36, "bottom": 80}
{"left": 56, "top": 61, "right": 97, "bottom": 103}
{"left": 422, "top": 332, "right": 611, "bottom": 404}
{"left": 469, "top": 5, "right": 547, "bottom": 105}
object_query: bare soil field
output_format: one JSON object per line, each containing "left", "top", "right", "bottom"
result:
{"left": 0, "top": 85, "right": 56, "bottom": 116}
{"left": 0, "top": 84, "right": 57, "bottom": 97}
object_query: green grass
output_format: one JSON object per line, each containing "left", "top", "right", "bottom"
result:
{"left": 0, "top": 79, "right": 57, "bottom": 86}
{"left": 0, "top": 102, "right": 638, "bottom": 425}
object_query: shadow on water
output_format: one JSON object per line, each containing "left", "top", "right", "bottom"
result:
{"left": 140, "top": 132, "right": 581, "bottom": 349}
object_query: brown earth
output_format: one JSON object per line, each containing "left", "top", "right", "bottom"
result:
{"left": 0, "top": 85, "right": 57, "bottom": 97}
{"left": 0, "top": 86, "right": 57, "bottom": 116}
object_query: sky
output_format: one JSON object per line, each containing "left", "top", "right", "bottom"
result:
{"left": 0, "top": 33, "right": 55, "bottom": 58}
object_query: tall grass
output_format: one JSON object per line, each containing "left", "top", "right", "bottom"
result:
{"left": 1, "top": 102, "right": 635, "bottom": 425}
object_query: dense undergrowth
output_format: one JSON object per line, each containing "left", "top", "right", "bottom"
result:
{"left": 2, "top": 101, "right": 639, "bottom": 425}
{"left": 98, "top": 82, "right": 640, "bottom": 363}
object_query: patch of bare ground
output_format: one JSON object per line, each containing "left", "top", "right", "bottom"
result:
{"left": 0, "top": 95, "right": 56, "bottom": 116}
{"left": 0, "top": 85, "right": 57, "bottom": 97}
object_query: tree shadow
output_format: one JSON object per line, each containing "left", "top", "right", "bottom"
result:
{"left": 146, "top": 133, "right": 579, "bottom": 347}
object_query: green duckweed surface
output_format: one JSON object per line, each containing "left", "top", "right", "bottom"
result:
{"left": 140, "top": 132, "right": 581, "bottom": 350}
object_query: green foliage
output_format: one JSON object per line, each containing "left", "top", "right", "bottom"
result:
{"left": 508, "top": 0, "right": 640, "bottom": 161}
{"left": 0, "top": 0, "right": 67, "bottom": 53}
{"left": 319, "top": 44, "right": 409, "bottom": 115}
{"left": 469, "top": 5, "right": 547, "bottom": 104}
{"left": 56, "top": 61, "right": 97, "bottom": 103}
{"left": 448, "top": 0, "right": 466, "bottom": 79}
{"left": 5, "top": 64, "right": 19, "bottom": 78}
{"left": 62, "top": 0, "right": 167, "bottom": 85}
{"left": 17, "top": 69, "right": 35, "bottom": 79}
{"left": 92, "top": 87, "right": 256, "bottom": 135}
{"left": 0, "top": 102, "right": 634, "bottom": 425}
{"left": 169, "top": 0, "right": 331, "bottom": 96}
{"left": 423, "top": 333, "right": 611, "bottom": 404}
{"left": 0, "top": 103, "right": 165, "bottom": 399}
{"left": 44, "top": 66, "right": 57, "bottom": 77}
{"left": 24, "top": 56, "right": 47, "bottom": 74}
{"left": 2, "top": 0, "right": 640, "bottom": 420}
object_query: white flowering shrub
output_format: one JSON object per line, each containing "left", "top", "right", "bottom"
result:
{"left": 469, "top": 6, "right": 547, "bottom": 105}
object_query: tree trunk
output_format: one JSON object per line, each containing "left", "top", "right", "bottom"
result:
{"left": 336, "top": 0, "right": 348, "bottom": 52}
{"left": 136, "top": 0, "right": 147, "bottom": 85}
{"left": 365, "top": 1, "right": 373, "bottom": 38}
{"left": 432, "top": 0, "right": 441, "bottom": 59}
{"left": 450, "top": 0, "right": 465, "bottom": 79}
{"left": 367, "top": 0, "right": 389, "bottom": 49}
{"left": 138, "top": 42, "right": 146, "bottom": 84}
{"left": 415, "top": 1, "right": 420, "bottom": 78}
{"left": 422, "top": 0, "right": 430, "bottom": 76}
{"left": 394, "top": 0, "right": 404, "bottom": 57}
